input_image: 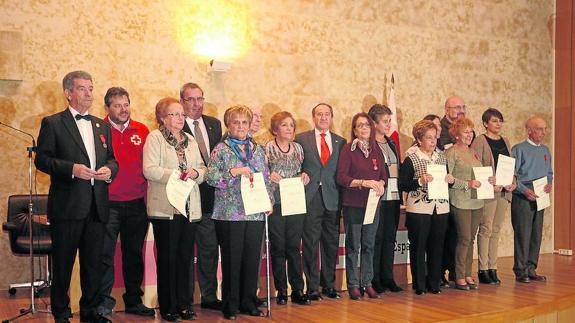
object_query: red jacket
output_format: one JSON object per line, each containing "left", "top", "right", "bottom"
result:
{"left": 104, "top": 117, "right": 149, "bottom": 201}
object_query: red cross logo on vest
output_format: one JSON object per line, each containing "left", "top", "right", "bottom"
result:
{"left": 130, "top": 134, "right": 142, "bottom": 146}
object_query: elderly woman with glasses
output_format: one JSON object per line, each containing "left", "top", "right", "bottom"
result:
{"left": 207, "top": 105, "right": 274, "bottom": 320}
{"left": 336, "top": 112, "right": 388, "bottom": 300}
{"left": 399, "top": 120, "right": 453, "bottom": 295}
{"left": 143, "top": 97, "right": 206, "bottom": 321}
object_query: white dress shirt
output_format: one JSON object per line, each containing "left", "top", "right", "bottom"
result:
{"left": 69, "top": 107, "right": 96, "bottom": 185}
{"left": 314, "top": 128, "right": 333, "bottom": 156}
{"left": 186, "top": 116, "right": 211, "bottom": 153}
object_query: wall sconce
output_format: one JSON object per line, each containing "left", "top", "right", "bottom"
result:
{"left": 208, "top": 59, "right": 232, "bottom": 73}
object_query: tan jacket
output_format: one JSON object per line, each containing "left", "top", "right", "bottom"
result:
{"left": 143, "top": 130, "right": 207, "bottom": 221}
{"left": 470, "top": 134, "right": 513, "bottom": 202}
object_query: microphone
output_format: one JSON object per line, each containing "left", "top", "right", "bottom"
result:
{"left": 0, "top": 120, "right": 37, "bottom": 150}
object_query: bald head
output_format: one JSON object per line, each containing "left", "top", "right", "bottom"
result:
{"left": 444, "top": 96, "right": 466, "bottom": 121}
{"left": 525, "top": 116, "right": 547, "bottom": 144}
{"left": 249, "top": 105, "right": 263, "bottom": 135}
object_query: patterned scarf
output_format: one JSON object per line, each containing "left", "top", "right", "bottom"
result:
{"left": 160, "top": 126, "right": 189, "bottom": 172}
{"left": 227, "top": 132, "right": 257, "bottom": 172}
{"left": 351, "top": 138, "right": 371, "bottom": 158}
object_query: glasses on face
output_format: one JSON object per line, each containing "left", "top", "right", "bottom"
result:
{"left": 183, "top": 96, "right": 205, "bottom": 104}
{"left": 166, "top": 112, "right": 186, "bottom": 118}
{"left": 355, "top": 122, "right": 371, "bottom": 129}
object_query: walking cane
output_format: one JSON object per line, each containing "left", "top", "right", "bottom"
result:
{"left": 264, "top": 211, "right": 272, "bottom": 318}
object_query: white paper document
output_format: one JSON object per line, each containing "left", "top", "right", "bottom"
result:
{"left": 426, "top": 164, "right": 449, "bottom": 200}
{"left": 363, "top": 189, "right": 380, "bottom": 225}
{"left": 385, "top": 178, "right": 399, "bottom": 200}
{"left": 166, "top": 169, "right": 198, "bottom": 219}
{"left": 533, "top": 177, "right": 550, "bottom": 211}
{"left": 495, "top": 155, "right": 515, "bottom": 186}
{"left": 473, "top": 167, "right": 494, "bottom": 199}
{"left": 241, "top": 172, "right": 272, "bottom": 215}
{"left": 279, "top": 177, "right": 307, "bottom": 216}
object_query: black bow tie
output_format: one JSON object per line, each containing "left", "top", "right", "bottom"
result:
{"left": 75, "top": 114, "right": 91, "bottom": 121}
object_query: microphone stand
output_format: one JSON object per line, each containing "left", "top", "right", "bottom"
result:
{"left": 1, "top": 121, "right": 50, "bottom": 322}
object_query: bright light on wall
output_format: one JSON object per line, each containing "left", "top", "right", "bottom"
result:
{"left": 175, "top": 0, "right": 252, "bottom": 60}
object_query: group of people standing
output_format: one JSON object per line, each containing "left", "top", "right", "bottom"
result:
{"left": 34, "top": 71, "right": 553, "bottom": 323}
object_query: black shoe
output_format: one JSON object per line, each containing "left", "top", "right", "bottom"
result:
{"left": 125, "top": 303, "right": 156, "bottom": 317}
{"left": 429, "top": 288, "right": 441, "bottom": 294}
{"left": 307, "top": 290, "right": 323, "bottom": 301}
{"left": 223, "top": 312, "right": 237, "bottom": 320}
{"left": 478, "top": 270, "right": 494, "bottom": 284}
{"left": 415, "top": 289, "right": 426, "bottom": 295}
{"left": 528, "top": 274, "right": 547, "bottom": 282}
{"left": 488, "top": 269, "right": 501, "bottom": 284}
{"left": 255, "top": 297, "right": 267, "bottom": 307}
{"left": 200, "top": 300, "right": 223, "bottom": 310}
{"left": 291, "top": 290, "right": 311, "bottom": 305}
{"left": 55, "top": 319, "right": 70, "bottom": 323}
{"left": 277, "top": 291, "right": 288, "bottom": 305}
{"left": 239, "top": 308, "right": 265, "bottom": 317}
{"left": 455, "top": 283, "right": 470, "bottom": 291}
{"left": 321, "top": 287, "right": 341, "bottom": 299}
{"left": 372, "top": 284, "right": 385, "bottom": 294}
{"left": 93, "top": 314, "right": 113, "bottom": 323}
{"left": 161, "top": 312, "right": 181, "bottom": 322}
{"left": 384, "top": 281, "right": 404, "bottom": 292}
{"left": 440, "top": 276, "right": 451, "bottom": 288}
{"left": 516, "top": 275, "right": 530, "bottom": 283}
{"left": 179, "top": 307, "right": 197, "bottom": 320}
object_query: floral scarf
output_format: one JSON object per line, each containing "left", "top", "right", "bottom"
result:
{"left": 351, "top": 138, "right": 371, "bottom": 158}
{"left": 160, "top": 126, "right": 189, "bottom": 172}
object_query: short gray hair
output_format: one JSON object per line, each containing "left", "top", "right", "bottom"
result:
{"left": 62, "top": 71, "right": 92, "bottom": 91}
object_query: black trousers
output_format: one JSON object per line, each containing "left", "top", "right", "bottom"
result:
{"left": 372, "top": 200, "right": 401, "bottom": 288}
{"left": 190, "top": 212, "right": 219, "bottom": 304}
{"left": 511, "top": 195, "right": 544, "bottom": 278}
{"left": 269, "top": 204, "right": 305, "bottom": 292}
{"left": 441, "top": 210, "right": 458, "bottom": 280}
{"left": 50, "top": 199, "right": 104, "bottom": 321}
{"left": 99, "top": 198, "right": 149, "bottom": 309}
{"left": 215, "top": 220, "right": 264, "bottom": 315}
{"left": 406, "top": 212, "right": 448, "bottom": 291}
{"left": 302, "top": 188, "right": 340, "bottom": 292}
{"left": 152, "top": 215, "right": 197, "bottom": 315}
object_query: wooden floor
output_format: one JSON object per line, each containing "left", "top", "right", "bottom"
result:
{"left": 1, "top": 254, "right": 575, "bottom": 323}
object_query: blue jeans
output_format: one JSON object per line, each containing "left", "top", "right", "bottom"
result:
{"left": 343, "top": 206, "right": 380, "bottom": 288}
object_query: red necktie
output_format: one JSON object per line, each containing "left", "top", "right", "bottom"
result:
{"left": 320, "top": 133, "right": 330, "bottom": 166}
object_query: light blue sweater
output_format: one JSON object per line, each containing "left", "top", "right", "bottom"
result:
{"left": 511, "top": 140, "right": 553, "bottom": 194}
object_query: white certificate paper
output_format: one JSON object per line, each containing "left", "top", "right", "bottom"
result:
{"left": 495, "top": 155, "right": 515, "bottom": 186}
{"left": 279, "top": 177, "right": 307, "bottom": 216}
{"left": 427, "top": 164, "right": 449, "bottom": 200}
{"left": 363, "top": 189, "right": 380, "bottom": 225}
{"left": 385, "top": 178, "right": 399, "bottom": 200}
{"left": 473, "top": 167, "right": 494, "bottom": 199}
{"left": 241, "top": 172, "right": 272, "bottom": 215}
{"left": 166, "top": 170, "right": 197, "bottom": 219}
{"left": 533, "top": 177, "right": 550, "bottom": 211}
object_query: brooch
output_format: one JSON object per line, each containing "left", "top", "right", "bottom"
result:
{"left": 99, "top": 134, "right": 107, "bottom": 149}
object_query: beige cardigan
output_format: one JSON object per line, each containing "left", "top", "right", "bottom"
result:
{"left": 143, "top": 129, "right": 207, "bottom": 221}
{"left": 470, "top": 134, "right": 513, "bottom": 201}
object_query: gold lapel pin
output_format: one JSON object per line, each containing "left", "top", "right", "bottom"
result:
{"left": 96, "top": 123, "right": 100, "bottom": 128}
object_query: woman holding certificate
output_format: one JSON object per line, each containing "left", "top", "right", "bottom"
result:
{"left": 336, "top": 112, "right": 387, "bottom": 300}
{"left": 470, "top": 108, "right": 516, "bottom": 285}
{"left": 143, "top": 97, "right": 206, "bottom": 321}
{"left": 207, "top": 105, "right": 273, "bottom": 320}
{"left": 445, "top": 117, "right": 488, "bottom": 291}
{"left": 399, "top": 120, "right": 453, "bottom": 295}
{"left": 265, "top": 111, "right": 311, "bottom": 306}
{"left": 368, "top": 104, "right": 403, "bottom": 293}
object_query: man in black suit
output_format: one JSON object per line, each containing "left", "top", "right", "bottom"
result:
{"left": 295, "top": 103, "right": 346, "bottom": 300}
{"left": 35, "top": 71, "right": 118, "bottom": 323}
{"left": 179, "top": 82, "right": 223, "bottom": 310}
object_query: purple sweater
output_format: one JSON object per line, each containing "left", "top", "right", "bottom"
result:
{"left": 337, "top": 143, "right": 388, "bottom": 208}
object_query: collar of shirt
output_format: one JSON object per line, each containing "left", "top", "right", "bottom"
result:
{"left": 109, "top": 118, "right": 130, "bottom": 132}
{"left": 69, "top": 106, "right": 90, "bottom": 120}
{"left": 415, "top": 147, "right": 439, "bottom": 162}
{"left": 186, "top": 116, "right": 204, "bottom": 128}
{"left": 314, "top": 128, "right": 331, "bottom": 138}
{"left": 526, "top": 138, "right": 541, "bottom": 147}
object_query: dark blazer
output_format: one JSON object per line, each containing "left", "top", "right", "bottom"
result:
{"left": 35, "top": 109, "right": 118, "bottom": 222}
{"left": 183, "top": 115, "right": 222, "bottom": 214}
{"left": 295, "top": 130, "right": 346, "bottom": 212}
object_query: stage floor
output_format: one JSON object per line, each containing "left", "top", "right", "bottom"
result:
{"left": 1, "top": 254, "right": 575, "bottom": 322}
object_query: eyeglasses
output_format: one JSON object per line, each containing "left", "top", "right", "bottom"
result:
{"left": 182, "top": 96, "right": 205, "bottom": 104}
{"left": 355, "top": 122, "right": 371, "bottom": 129}
{"left": 448, "top": 105, "right": 466, "bottom": 110}
{"left": 166, "top": 112, "right": 186, "bottom": 118}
